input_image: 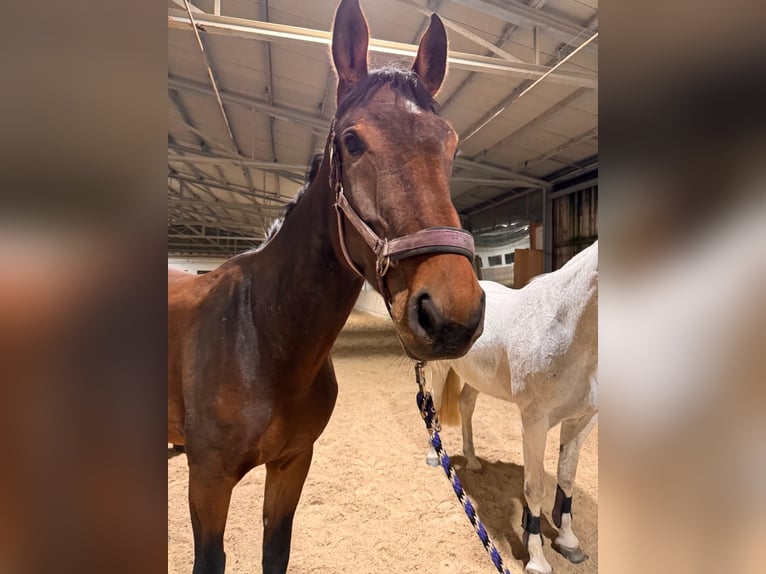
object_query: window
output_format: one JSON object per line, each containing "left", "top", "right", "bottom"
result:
{"left": 504, "top": 253, "right": 514, "bottom": 265}
{"left": 488, "top": 255, "right": 502, "bottom": 266}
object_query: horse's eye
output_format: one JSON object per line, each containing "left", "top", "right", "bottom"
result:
{"left": 343, "top": 132, "right": 366, "bottom": 157}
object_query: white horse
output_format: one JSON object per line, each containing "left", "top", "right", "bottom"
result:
{"left": 428, "top": 241, "right": 598, "bottom": 574}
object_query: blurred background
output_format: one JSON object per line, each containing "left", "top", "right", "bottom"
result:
{"left": 600, "top": 1, "right": 766, "bottom": 572}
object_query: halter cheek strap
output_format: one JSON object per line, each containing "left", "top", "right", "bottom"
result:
{"left": 328, "top": 122, "right": 476, "bottom": 310}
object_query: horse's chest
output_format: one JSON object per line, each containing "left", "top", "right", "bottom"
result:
{"left": 255, "top": 369, "right": 338, "bottom": 462}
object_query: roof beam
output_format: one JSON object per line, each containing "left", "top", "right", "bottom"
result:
{"left": 261, "top": 0, "right": 278, "bottom": 163}
{"left": 169, "top": 91, "right": 246, "bottom": 155}
{"left": 453, "top": 157, "right": 550, "bottom": 188}
{"left": 169, "top": 144, "right": 309, "bottom": 172}
{"left": 170, "top": 161, "right": 287, "bottom": 206}
{"left": 448, "top": 0, "right": 598, "bottom": 50}
{"left": 169, "top": 208, "right": 264, "bottom": 234}
{"left": 515, "top": 127, "right": 598, "bottom": 171}
{"left": 462, "top": 188, "right": 535, "bottom": 217}
{"left": 168, "top": 242, "right": 259, "bottom": 252}
{"left": 167, "top": 10, "right": 597, "bottom": 88}
{"left": 307, "top": 75, "right": 335, "bottom": 163}
{"left": 451, "top": 177, "right": 541, "bottom": 188}
{"left": 168, "top": 233, "right": 265, "bottom": 241}
{"left": 460, "top": 35, "right": 595, "bottom": 144}
{"left": 168, "top": 206, "right": 265, "bottom": 228}
{"left": 413, "top": 0, "right": 444, "bottom": 39}
{"left": 169, "top": 173, "right": 290, "bottom": 205}
{"left": 438, "top": 0, "right": 551, "bottom": 113}
{"left": 172, "top": 178, "right": 240, "bottom": 225}
{"left": 483, "top": 87, "right": 590, "bottom": 151}
{"left": 170, "top": 140, "right": 306, "bottom": 188}
{"left": 392, "top": 0, "right": 522, "bottom": 63}
{"left": 455, "top": 6, "right": 597, "bottom": 145}
{"left": 549, "top": 176, "right": 598, "bottom": 200}
{"left": 168, "top": 187, "right": 271, "bottom": 226}
{"left": 169, "top": 0, "right": 202, "bottom": 13}
{"left": 179, "top": 0, "right": 256, "bottom": 194}
{"left": 171, "top": 222, "right": 223, "bottom": 248}
{"left": 547, "top": 155, "right": 598, "bottom": 184}
{"left": 169, "top": 219, "right": 262, "bottom": 231}
{"left": 168, "top": 93, "right": 237, "bottom": 192}
{"left": 440, "top": 20, "right": 520, "bottom": 113}
{"left": 168, "top": 196, "right": 283, "bottom": 214}
{"left": 169, "top": 76, "right": 328, "bottom": 133}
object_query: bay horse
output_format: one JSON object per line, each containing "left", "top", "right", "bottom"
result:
{"left": 428, "top": 241, "right": 598, "bottom": 574}
{"left": 168, "top": 1, "right": 485, "bottom": 572}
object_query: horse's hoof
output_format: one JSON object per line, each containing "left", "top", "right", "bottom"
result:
{"left": 525, "top": 562, "right": 552, "bottom": 574}
{"left": 465, "top": 459, "right": 482, "bottom": 471}
{"left": 552, "top": 541, "right": 588, "bottom": 563}
{"left": 426, "top": 454, "right": 439, "bottom": 467}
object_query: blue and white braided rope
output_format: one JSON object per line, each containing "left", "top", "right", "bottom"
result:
{"left": 415, "top": 362, "right": 512, "bottom": 574}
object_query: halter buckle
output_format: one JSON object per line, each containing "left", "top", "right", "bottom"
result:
{"left": 376, "top": 241, "right": 391, "bottom": 277}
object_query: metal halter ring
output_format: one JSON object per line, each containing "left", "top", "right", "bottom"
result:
{"left": 376, "top": 244, "right": 391, "bottom": 277}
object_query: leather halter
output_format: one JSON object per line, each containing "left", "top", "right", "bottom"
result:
{"left": 328, "top": 120, "right": 476, "bottom": 310}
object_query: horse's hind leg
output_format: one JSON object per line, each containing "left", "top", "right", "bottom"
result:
{"left": 520, "top": 413, "right": 552, "bottom": 574}
{"left": 188, "top": 463, "right": 236, "bottom": 574}
{"left": 551, "top": 411, "right": 597, "bottom": 564}
{"left": 262, "top": 448, "right": 313, "bottom": 574}
{"left": 459, "top": 384, "right": 482, "bottom": 470}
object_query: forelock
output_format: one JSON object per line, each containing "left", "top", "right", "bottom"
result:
{"left": 335, "top": 67, "right": 439, "bottom": 119}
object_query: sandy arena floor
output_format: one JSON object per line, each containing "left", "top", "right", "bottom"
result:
{"left": 168, "top": 310, "right": 598, "bottom": 573}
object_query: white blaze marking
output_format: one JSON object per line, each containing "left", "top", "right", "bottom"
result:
{"left": 405, "top": 99, "right": 422, "bottom": 114}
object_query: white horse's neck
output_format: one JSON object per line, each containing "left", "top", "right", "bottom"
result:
{"left": 551, "top": 243, "right": 598, "bottom": 339}
{"left": 517, "top": 242, "right": 598, "bottom": 367}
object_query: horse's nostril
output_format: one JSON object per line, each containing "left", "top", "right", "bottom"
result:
{"left": 407, "top": 289, "right": 483, "bottom": 358}
{"left": 416, "top": 292, "right": 440, "bottom": 338}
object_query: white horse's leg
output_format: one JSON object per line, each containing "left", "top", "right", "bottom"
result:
{"left": 520, "top": 412, "right": 552, "bottom": 574}
{"left": 426, "top": 444, "right": 439, "bottom": 466}
{"left": 551, "top": 411, "right": 597, "bottom": 564}
{"left": 459, "top": 384, "right": 482, "bottom": 470}
{"left": 426, "top": 364, "right": 447, "bottom": 467}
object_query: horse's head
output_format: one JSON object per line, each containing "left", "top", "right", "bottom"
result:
{"left": 329, "top": 0, "right": 484, "bottom": 360}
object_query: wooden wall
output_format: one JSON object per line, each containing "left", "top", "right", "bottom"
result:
{"left": 552, "top": 184, "right": 598, "bottom": 270}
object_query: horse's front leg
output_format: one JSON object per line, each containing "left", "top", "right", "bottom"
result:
{"left": 188, "top": 459, "right": 237, "bottom": 574}
{"left": 262, "top": 448, "right": 313, "bottom": 574}
{"left": 459, "top": 384, "right": 482, "bottom": 470}
{"left": 552, "top": 411, "right": 597, "bottom": 564}
{"left": 520, "top": 413, "right": 552, "bottom": 574}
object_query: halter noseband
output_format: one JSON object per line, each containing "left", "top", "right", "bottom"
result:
{"left": 329, "top": 120, "right": 476, "bottom": 311}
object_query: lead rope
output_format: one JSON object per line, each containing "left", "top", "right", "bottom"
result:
{"left": 415, "top": 361, "right": 512, "bottom": 574}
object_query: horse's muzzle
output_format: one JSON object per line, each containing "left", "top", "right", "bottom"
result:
{"left": 403, "top": 288, "right": 485, "bottom": 360}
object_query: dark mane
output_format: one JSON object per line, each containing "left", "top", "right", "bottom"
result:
{"left": 263, "top": 152, "right": 323, "bottom": 242}
{"left": 336, "top": 66, "right": 439, "bottom": 118}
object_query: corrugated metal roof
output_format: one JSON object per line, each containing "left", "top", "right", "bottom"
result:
{"left": 168, "top": 0, "right": 598, "bottom": 256}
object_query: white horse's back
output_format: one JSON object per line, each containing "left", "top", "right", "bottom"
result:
{"left": 437, "top": 242, "right": 597, "bottom": 403}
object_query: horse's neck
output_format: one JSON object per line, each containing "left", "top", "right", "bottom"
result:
{"left": 234, "top": 153, "right": 363, "bottom": 364}
{"left": 553, "top": 255, "right": 598, "bottom": 350}
{"left": 528, "top": 254, "right": 597, "bottom": 343}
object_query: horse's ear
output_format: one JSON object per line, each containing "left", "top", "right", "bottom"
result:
{"left": 411, "top": 14, "right": 448, "bottom": 97}
{"left": 331, "top": 0, "right": 370, "bottom": 103}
